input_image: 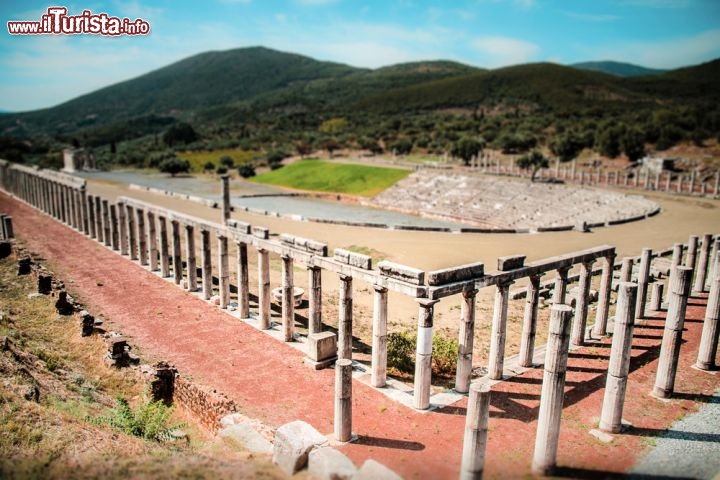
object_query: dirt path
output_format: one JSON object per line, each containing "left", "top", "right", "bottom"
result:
{"left": 2, "top": 192, "right": 719, "bottom": 479}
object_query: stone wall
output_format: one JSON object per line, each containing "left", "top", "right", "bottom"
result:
{"left": 174, "top": 376, "right": 237, "bottom": 431}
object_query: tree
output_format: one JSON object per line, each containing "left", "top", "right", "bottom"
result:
{"left": 451, "top": 137, "right": 484, "bottom": 166}
{"left": 595, "top": 127, "right": 622, "bottom": 158}
{"left": 621, "top": 129, "right": 646, "bottom": 162}
{"left": 158, "top": 157, "right": 190, "bottom": 177}
{"left": 359, "top": 137, "right": 383, "bottom": 155}
{"left": 516, "top": 150, "right": 549, "bottom": 182}
{"left": 390, "top": 138, "right": 413, "bottom": 156}
{"left": 163, "top": 122, "right": 197, "bottom": 147}
{"left": 319, "top": 117, "right": 347, "bottom": 135}
{"left": 549, "top": 133, "right": 583, "bottom": 163}
{"left": 320, "top": 138, "right": 339, "bottom": 158}
{"left": 203, "top": 161, "right": 215, "bottom": 172}
{"left": 267, "top": 150, "right": 288, "bottom": 170}
{"left": 219, "top": 155, "right": 235, "bottom": 168}
{"left": 295, "top": 139, "right": 313, "bottom": 158}
{"left": 238, "top": 163, "right": 256, "bottom": 178}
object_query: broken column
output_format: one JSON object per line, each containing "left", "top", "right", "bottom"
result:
{"left": 685, "top": 235, "right": 699, "bottom": 283}
{"left": 460, "top": 383, "right": 492, "bottom": 480}
{"left": 532, "top": 304, "right": 573, "bottom": 476}
{"left": 694, "top": 233, "right": 713, "bottom": 293}
{"left": 599, "top": 282, "right": 638, "bottom": 433}
{"left": 649, "top": 283, "right": 664, "bottom": 312}
{"left": 653, "top": 266, "right": 693, "bottom": 399}
{"left": 620, "top": 257, "right": 633, "bottom": 282}
{"left": 334, "top": 358, "right": 353, "bottom": 442}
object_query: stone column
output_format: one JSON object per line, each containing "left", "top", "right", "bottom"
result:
{"left": 308, "top": 266, "right": 322, "bottom": 335}
{"left": 649, "top": 283, "right": 664, "bottom": 312}
{"left": 635, "top": 248, "right": 652, "bottom": 320}
{"left": 599, "top": 282, "right": 638, "bottom": 433}
{"left": 654, "top": 172, "right": 660, "bottom": 191}
{"left": 664, "top": 172, "right": 671, "bottom": 192}
{"left": 620, "top": 257, "right": 633, "bottom": 282}
{"left": 571, "top": 260, "right": 593, "bottom": 347}
{"left": 653, "top": 266, "right": 693, "bottom": 399}
{"left": 689, "top": 170, "right": 696, "bottom": 194}
{"left": 677, "top": 174, "right": 683, "bottom": 194}
{"left": 414, "top": 298, "right": 439, "bottom": 410}
{"left": 338, "top": 274, "right": 353, "bottom": 360}
{"left": 136, "top": 208, "right": 147, "bottom": 265}
{"left": 80, "top": 186, "right": 89, "bottom": 235}
{"left": 93, "top": 196, "right": 103, "bottom": 244}
{"left": 258, "top": 248, "right": 270, "bottom": 329}
{"left": 489, "top": 280, "right": 512, "bottom": 380}
{"left": 281, "top": 254, "right": 294, "bottom": 341}
{"left": 184, "top": 225, "right": 196, "bottom": 290}
{"left": 334, "top": 358, "right": 353, "bottom": 442}
{"left": 593, "top": 254, "right": 615, "bottom": 337}
{"left": 371, "top": 285, "right": 388, "bottom": 388}
{"left": 686, "top": 235, "right": 699, "bottom": 279}
{"left": 126, "top": 205, "right": 136, "bottom": 260}
{"left": 221, "top": 174, "right": 231, "bottom": 224}
{"left": 147, "top": 212, "right": 158, "bottom": 271}
{"left": 159, "top": 216, "right": 170, "bottom": 277}
{"left": 171, "top": 220, "right": 182, "bottom": 285}
{"left": 109, "top": 204, "right": 119, "bottom": 251}
{"left": 460, "top": 383, "right": 492, "bottom": 480}
{"left": 118, "top": 201, "right": 128, "bottom": 256}
{"left": 519, "top": 275, "right": 541, "bottom": 368}
{"left": 696, "top": 239, "right": 720, "bottom": 370}
{"left": 218, "top": 235, "right": 230, "bottom": 308}
{"left": 101, "top": 200, "right": 111, "bottom": 247}
{"left": 456, "top": 285, "right": 479, "bottom": 393}
{"left": 694, "top": 233, "right": 713, "bottom": 293}
{"left": 236, "top": 241, "right": 249, "bottom": 318}
{"left": 665, "top": 243, "right": 684, "bottom": 304}
{"left": 86, "top": 194, "right": 94, "bottom": 238}
{"left": 643, "top": 169, "right": 650, "bottom": 189}
{"left": 552, "top": 266, "right": 570, "bottom": 304}
{"left": 532, "top": 304, "right": 573, "bottom": 476}
{"left": 571, "top": 159, "right": 576, "bottom": 181}
{"left": 201, "top": 229, "right": 212, "bottom": 299}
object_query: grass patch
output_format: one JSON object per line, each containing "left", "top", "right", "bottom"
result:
{"left": 387, "top": 330, "right": 458, "bottom": 379}
{"left": 176, "top": 149, "right": 260, "bottom": 173}
{"left": 251, "top": 158, "right": 411, "bottom": 197}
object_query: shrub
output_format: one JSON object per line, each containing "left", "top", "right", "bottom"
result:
{"left": 203, "top": 161, "right": 215, "bottom": 172}
{"left": 238, "top": 163, "right": 256, "bottom": 178}
{"left": 158, "top": 157, "right": 190, "bottom": 177}
{"left": 216, "top": 165, "right": 228, "bottom": 175}
{"left": 89, "top": 395, "right": 182, "bottom": 442}
{"left": 219, "top": 155, "right": 235, "bottom": 168}
{"left": 386, "top": 330, "right": 458, "bottom": 377}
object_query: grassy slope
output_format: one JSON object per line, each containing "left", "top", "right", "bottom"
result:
{"left": 251, "top": 159, "right": 411, "bottom": 197}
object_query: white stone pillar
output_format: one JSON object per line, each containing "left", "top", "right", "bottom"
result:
{"left": 109, "top": 204, "right": 119, "bottom": 250}
{"left": 460, "top": 383, "right": 492, "bottom": 480}
{"left": 694, "top": 233, "right": 713, "bottom": 293}
{"left": 281, "top": 254, "right": 294, "bottom": 341}
{"left": 218, "top": 235, "right": 230, "bottom": 308}
{"left": 635, "top": 248, "right": 652, "bottom": 320}
{"left": 456, "top": 285, "right": 478, "bottom": 393}
{"left": 532, "top": 304, "right": 573, "bottom": 476}
{"left": 414, "top": 298, "right": 439, "bottom": 410}
{"left": 199, "top": 229, "right": 212, "bottom": 299}
{"left": 159, "top": 216, "right": 170, "bottom": 277}
{"left": 696, "top": 239, "right": 720, "bottom": 370}
{"left": 308, "top": 266, "right": 322, "bottom": 335}
{"left": 371, "top": 285, "right": 388, "bottom": 388}
{"left": 221, "top": 174, "right": 231, "bottom": 224}
{"left": 599, "top": 282, "right": 638, "bottom": 433}
{"left": 488, "top": 280, "right": 512, "bottom": 380}
{"left": 258, "top": 248, "right": 270, "bottom": 329}
{"left": 571, "top": 260, "right": 593, "bottom": 347}
{"left": 236, "top": 241, "right": 249, "bottom": 318}
{"left": 519, "top": 275, "right": 541, "bottom": 368}
{"left": 338, "top": 274, "right": 353, "bottom": 359}
{"left": 147, "top": 212, "right": 158, "bottom": 271}
{"left": 593, "top": 254, "right": 615, "bottom": 337}
{"left": 552, "top": 266, "right": 570, "bottom": 304}
{"left": 126, "top": 205, "right": 136, "bottom": 260}
{"left": 334, "top": 358, "right": 353, "bottom": 442}
{"left": 171, "top": 220, "right": 182, "bottom": 285}
{"left": 118, "top": 201, "right": 128, "bottom": 256}
{"left": 136, "top": 208, "right": 147, "bottom": 265}
{"left": 653, "top": 266, "right": 693, "bottom": 399}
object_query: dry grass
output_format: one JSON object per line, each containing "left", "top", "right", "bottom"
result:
{"left": 0, "top": 246, "right": 284, "bottom": 479}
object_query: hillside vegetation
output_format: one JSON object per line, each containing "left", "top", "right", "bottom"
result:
{"left": 1, "top": 46, "right": 718, "bottom": 174}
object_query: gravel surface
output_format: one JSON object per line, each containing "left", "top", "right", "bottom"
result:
{"left": 630, "top": 388, "right": 720, "bottom": 480}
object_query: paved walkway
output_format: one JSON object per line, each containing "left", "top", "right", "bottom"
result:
{"left": 2, "top": 192, "right": 719, "bottom": 479}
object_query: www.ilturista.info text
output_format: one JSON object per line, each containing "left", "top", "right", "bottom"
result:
{"left": 7, "top": 7, "right": 150, "bottom": 35}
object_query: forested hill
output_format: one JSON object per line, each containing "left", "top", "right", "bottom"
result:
{"left": 570, "top": 60, "right": 668, "bottom": 77}
{"left": 1, "top": 46, "right": 718, "bottom": 167}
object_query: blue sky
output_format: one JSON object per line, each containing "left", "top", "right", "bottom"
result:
{"left": 1, "top": 0, "right": 719, "bottom": 112}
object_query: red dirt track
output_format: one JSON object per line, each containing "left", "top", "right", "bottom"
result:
{"left": 2, "top": 191, "right": 719, "bottom": 479}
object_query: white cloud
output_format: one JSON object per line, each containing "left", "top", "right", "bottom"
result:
{"left": 471, "top": 36, "right": 540, "bottom": 67}
{"left": 593, "top": 28, "right": 720, "bottom": 68}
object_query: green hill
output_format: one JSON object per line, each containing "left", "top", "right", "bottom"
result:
{"left": 571, "top": 61, "right": 668, "bottom": 77}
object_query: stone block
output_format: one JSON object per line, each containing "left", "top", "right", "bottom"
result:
{"left": 497, "top": 255, "right": 526, "bottom": 271}
{"left": 107, "top": 337, "right": 128, "bottom": 358}
{"left": 37, "top": 274, "right": 52, "bottom": 294}
{"left": 427, "top": 262, "right": 484, "bottom": 286}
{"left": 354, "top": 459, "right": 402, "bottom": 480}
{"left": 306, "top": 332, "right": 338, "bottom": 369}
{"left": 252, "top": 226, "right": 269, "bottom": 239}
{"left": 0, "top": 241, "right": 11, "bottom": 259}
{"left": 17, "top": 256, "right": 32, "bottom": 275}
{"left": 377, "top": 260, "right": 425, "bottom": 285}
{"left": 219, "top": 424, "right": 273, "bottom": 454}
{"left": 308, "top": 447, "right": 357, "bottom": 480}
{"left": 280, "top": 233, "right": 295, "bottom": 246}
{"left": 334, "top": 248, "right": 372, "bottom": 270}
{"left": 227, "top": 220, "right": 251, "bottom": 234}
{"left": 306, "top": 239, "right": 328, "bottom": 256}
{"left": 273, "top": 420, "right": 327, "bottom": 475}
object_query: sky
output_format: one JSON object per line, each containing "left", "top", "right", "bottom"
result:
{"left": 1, "top": 0, "right": 719, "bottom": 112}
